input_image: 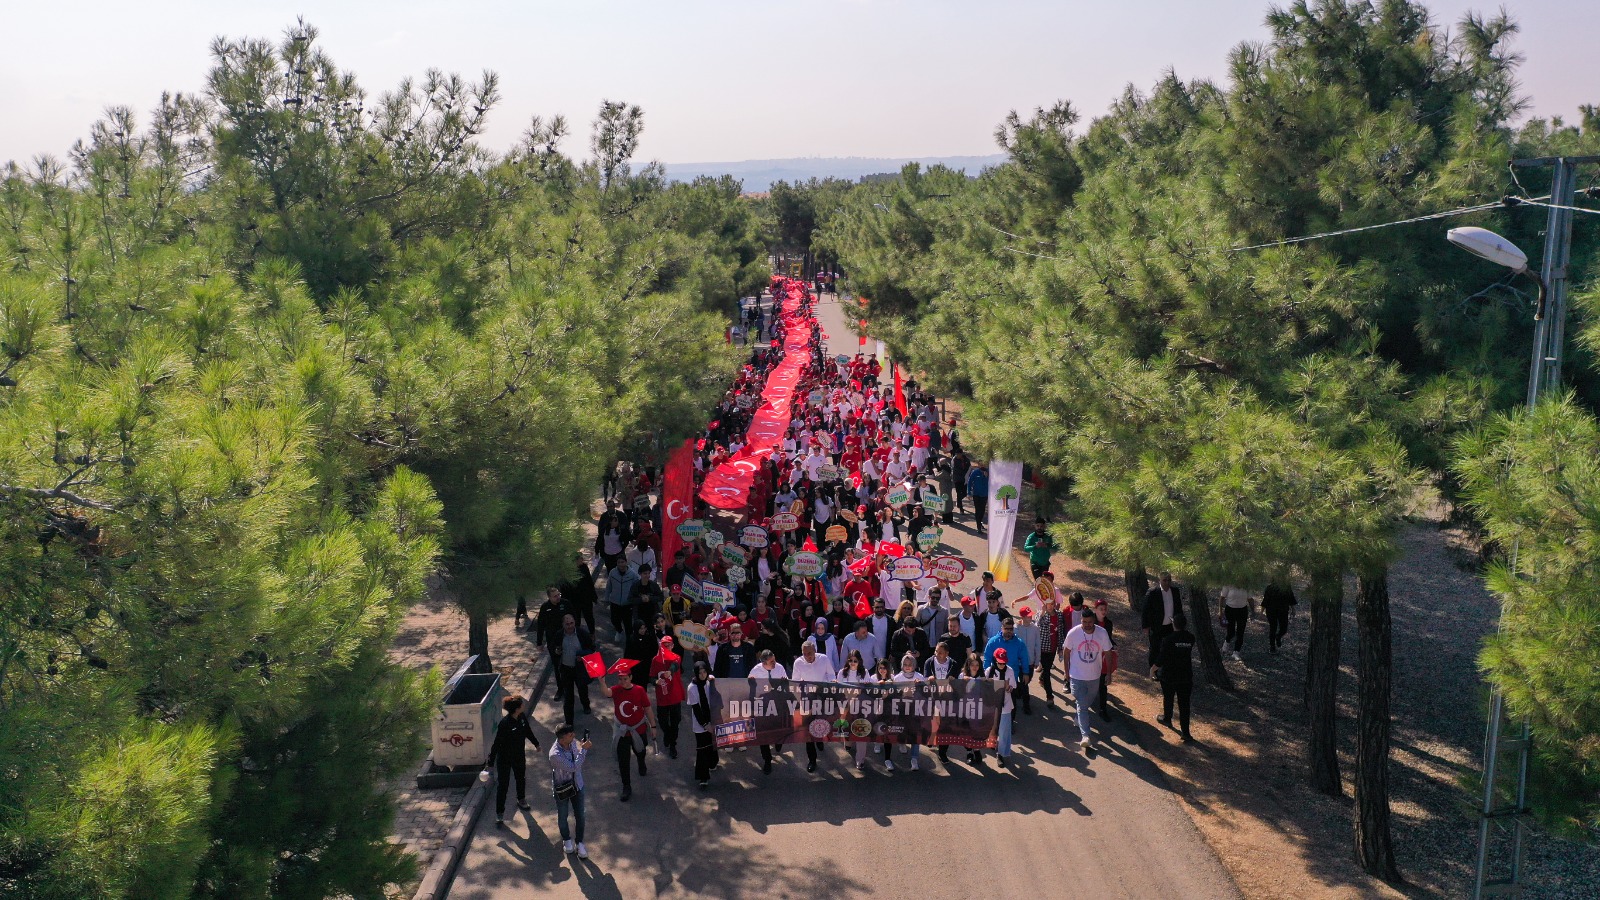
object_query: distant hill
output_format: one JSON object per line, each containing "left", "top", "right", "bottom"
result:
{"left": 661, "top": 155, "right": 1007, "bottom": 192}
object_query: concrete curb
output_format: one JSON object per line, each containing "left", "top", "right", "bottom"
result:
{"left": 411, "top": 657, "right": 554, "bottom": 900}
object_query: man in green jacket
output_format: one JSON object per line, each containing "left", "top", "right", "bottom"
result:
{"left": 1023, "top": 520, "right": 1056, "bottom": 579}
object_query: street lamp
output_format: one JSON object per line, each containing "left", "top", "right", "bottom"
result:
{"left": 1447, "top": 226, "right": 1547, "bottom": 320}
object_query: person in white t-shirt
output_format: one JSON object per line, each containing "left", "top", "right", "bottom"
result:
{"left": 791, "top": 639, "right": 836, "bottom": 772}
{"left": 985, "top": 648, "right": 1018, "bottom": 767}
{"left": 889, "top": 653, "right": 927, "bottom": 771}
{"left": 748, "top": 650, "right": 789, "bottom": 775}
{"left": 1064, "top": 611, "right": 1114, "bottom": 751}
{"left": 1217, "top": 585, "right": 1254, "bottom": 661}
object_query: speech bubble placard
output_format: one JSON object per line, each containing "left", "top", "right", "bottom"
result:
{"left": 675, "top": 519, "right": 706, "bottom": 541}
{"left": 703, "top": 529, "right": 725, "bottom": 549}
{"left": 739, "top": 524, "right": 769, "bottom": 549}
{"left": 916, "top": 528, "right": 942, "bottom": 552}
{"left": 720, "top": 542, "right": 748, "bottom": 566}
{"left": 839, "top": 508, "right": 859, "bottom": 524}
{"left": 674, "top": 622, "right": 710, "bottom": 653}
{"left": 929, "top": 556, "right": 966, "bottom": 584}
{"left": 890, "top": 556, "right": 926, "bottom": 581}
{"left": 681, "top": 574, "right": 704, "bottom": 602}
{"left": 825, "top": 524, "right": 849, "bottom": 544}
{"left": 770, "top": 512, "right": 800, "bottom": 533}
{"left": 921, "top": 492, "right": 947, "bottom": 513}
{"left": 788, "top": 551, "right": 825, "bottom": 578}
{"left": 886, "top": 487, "right": 911, "bottom": 507}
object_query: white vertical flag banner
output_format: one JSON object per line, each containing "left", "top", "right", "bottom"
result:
{"left": 986, "top": 460, "right": 1023, "bottom": 582}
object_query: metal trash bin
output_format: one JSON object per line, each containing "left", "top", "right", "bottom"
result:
{"left": 430, "top": 657, "right": 506, "bottom": 769}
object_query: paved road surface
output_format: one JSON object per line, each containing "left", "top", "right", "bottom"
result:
{"left": 444, "top": 292, "right": 1238, "bottom": 900}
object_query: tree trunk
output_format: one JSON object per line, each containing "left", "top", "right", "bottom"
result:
{"left": 1124, "top": 568, "right": 1149, "bottom": 617}
{"left": 468, "top": 607, "right": 492, "bottom": 673}
{"left": 1187, "top": 583, "right": 1232, "bottom": 691}
{"left": 1355, "top": 568, "right": 1401, "bottom": 883}
{"left": 1305, "top": 569, "right": 1343, "bottom": 796}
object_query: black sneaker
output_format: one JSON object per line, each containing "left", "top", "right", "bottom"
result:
{"left": 639, "top": 758, "right": 647, "bottom": 777}
{"left": 1157, "top": 714, "right": 1170, "bottom": 726}
{"left": 762, "top": 760, "right": 773, "bottom": 775}
{"left": 668, "top": 747, "right": 678, "bottom": 759}
{"left": 620, "top": 788, "right": 631, "bottom": 802}
{"left": 806, "top": 761, "right": 816, "bottom": 773}
{"left": 494, "top": 818, "right": 505, "bottom": 828}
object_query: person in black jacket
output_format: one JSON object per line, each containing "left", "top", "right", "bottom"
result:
{"left": 547, "top": 614, "right": 596, "bottom": 725}
{"left": 485, "top": 695, "right": 541, "bottom": 827}
{"left": 562, "top": 554, "right": 599, "bottom": 634}
{"left": 888, "top": 617, "right": 931, "bottom": 668}
{"left": 1261, "top": 578, "right": 1298, "bottom": 653}
{"left": 754, "top": 618, "right": 794, "bottom": 670}
{"left": 1141, "top": 572, "right": 1183, "bottom": 670}
{"left": 1152, "top": 614, "right": 1196, "bottom": 742}
{"left": 536, "top": 586, "right": 572, "bottom": 651}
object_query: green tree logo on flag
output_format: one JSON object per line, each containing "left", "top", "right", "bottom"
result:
{"left": 996, "top": 484, "right": 1018, "bottom": 511}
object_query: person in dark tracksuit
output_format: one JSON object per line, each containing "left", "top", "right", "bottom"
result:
{"left": 485, "top": 695, "right": 542, "bottom": 827}
{"left": 1152, "top": 615, "right": 1196, "bottom": 742}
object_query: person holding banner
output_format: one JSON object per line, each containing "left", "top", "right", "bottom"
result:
{"left": 891, "top": 653, "right": 928, "bottom": 771}
{"left": 838, "top": 651, "right": 874, "bottom": 770}
{"left": 809, "top": 617, "right": 843, "bottom": 669}
{"left": 748, "top": 650, "right": 790, "bottom": 775}
{"left": 599, "top": 660, "right": 657, "bottom": 802}
{"left": 791, "top": 639, "right": 836, "bottom": 772}
{"left": 687, "top": 662, "right": 719, "bottom": 788}
{"left": 982, "top": 650, "right": 1017, "bottom": 767}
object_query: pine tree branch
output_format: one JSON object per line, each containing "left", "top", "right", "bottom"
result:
{"left": 0, "top": 483, "right": 116, "bottom": 512}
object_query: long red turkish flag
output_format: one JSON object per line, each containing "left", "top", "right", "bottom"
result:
{"left": 657, "top": 439, "right": 695, "bottom": 583}
{"left": 700, "top": 281, "right": 812, "bottom": 510}
{"left": 893, "top": 362, "right": 908, "bottom": 417}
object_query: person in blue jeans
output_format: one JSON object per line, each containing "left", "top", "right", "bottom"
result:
{"left": 549, "top": 724, "right": 592, "bottom": 859}
{"left": 985, "top": 648, "right": 1018, "bottom": 768}
{"left": 1063, "top": 610, "right": 1114, "bottom": 752}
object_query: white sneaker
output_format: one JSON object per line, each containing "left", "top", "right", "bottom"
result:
{"left": 1231, "top": 651, "right": 1242, "bottom": 661}
{"left": 1079, "top": 737, "right": 1090, "bottom": 749}
{"left": 886, "top": 759, "right": 896, "bottom": 771}
{"left": 576, "top": 842, "right": 588, "bottom": 859}
{"left": 563, "top": 839, "right": 575, "bottom": 854}
{"left": 910, "top": 757, "right": 920, "bottom": 771}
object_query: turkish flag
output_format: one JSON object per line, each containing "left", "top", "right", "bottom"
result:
{"left": 893, "top": 363, "right": 908, "bottom": 417}
{"left": 582, "top": 653, "right": 605, "bottom": 679}
{"left": 658, "top": 439, "right": 695, "bottom": 584}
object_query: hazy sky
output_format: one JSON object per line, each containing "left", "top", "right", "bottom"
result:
{"left": 0, "top": 0, "right": 1591, "bottom": 166}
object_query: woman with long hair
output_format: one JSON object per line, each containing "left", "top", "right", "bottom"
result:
{"left": 838, "top": 650, "right": 873, "bottom": 770}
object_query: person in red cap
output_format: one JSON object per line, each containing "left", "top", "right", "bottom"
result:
{"left": 649, "top": 636, "right": 686, "bottom": 759}
{"left": 599, "top": 659, "right": 657, "bottom": 802}
{"left": 985, "top": 646, "right": 1017, "bottom": 767}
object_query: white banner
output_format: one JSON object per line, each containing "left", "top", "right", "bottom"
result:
{"left": 985, "top": 460, "right": 1023, "bottom": 583}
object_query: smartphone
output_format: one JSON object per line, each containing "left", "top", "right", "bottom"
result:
{"left": 582, "top": 729, "right": 590, "bottom": 743}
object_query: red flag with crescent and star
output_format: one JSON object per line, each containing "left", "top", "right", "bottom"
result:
{"left": 658, "top": 438, "right": 695, "bottom": 584}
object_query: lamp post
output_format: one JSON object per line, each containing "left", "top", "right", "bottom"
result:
{"left": 1447, "top": 226, "right": 1550, "bottom": 407}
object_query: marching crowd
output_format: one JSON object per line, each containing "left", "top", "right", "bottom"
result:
{"left": 492, "top": 276, "right": 1263, "bottom": 857}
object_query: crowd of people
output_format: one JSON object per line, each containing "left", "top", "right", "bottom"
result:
{"left": 504, "top": 276, "right": 1225, "bottom": 853}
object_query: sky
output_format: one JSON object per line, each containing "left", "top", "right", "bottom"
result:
{"left": 0, "top": 0, "right": 1593, "bottom": 166}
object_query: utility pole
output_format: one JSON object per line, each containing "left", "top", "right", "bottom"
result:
{"left": 1472, "top": 153, "right": 1599, "bottom": 899}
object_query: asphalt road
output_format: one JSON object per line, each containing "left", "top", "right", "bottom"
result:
{"left": 444, "top": 291, "right": 1238, "bottom": 900}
